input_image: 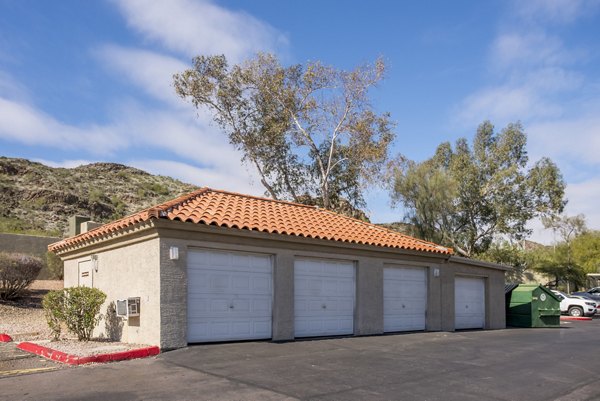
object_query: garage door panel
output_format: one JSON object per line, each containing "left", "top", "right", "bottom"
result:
{"left": 383, "top": 267, "right": 427, "bottom": 333}
{"left": 294, "top": 258, "right": 355, "bottom": 337}
{"left": 455, "top": 276, "right": 485, "bottom": 330}
{"left": 187, "top": 249, "right": 273, "bottom": 343}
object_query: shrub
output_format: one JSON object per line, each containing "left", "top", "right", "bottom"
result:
{"left": 42, "top": 290, "right": 64, "bottom": 340}
{"left": 42, "top": 287, "right": 107, "bottom": 341}
{"left": 0, "top": 252, "right": 43, "bottom": 300}
{"left": 46, "top": 251, "right": 64, "bottom": 280}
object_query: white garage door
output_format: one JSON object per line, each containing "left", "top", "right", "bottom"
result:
{"left": 294, "top": 258, "right": 355, "bottom": 337}
{"left": 455, "top": 276, "right": 485, "bottom": 330}
{"left": 187, "top": 249, "right": 273, "bottom": 342}
{"left": 384, "top": 267, "right": 427, "bottom": 332}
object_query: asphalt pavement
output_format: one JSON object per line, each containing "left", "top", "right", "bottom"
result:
{"left": 2, "top": 320, "right": 600, "bottom": 401}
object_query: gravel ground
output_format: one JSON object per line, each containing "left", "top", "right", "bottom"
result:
{"left": 0, "top": 280, "right": 63, "bottom": 341}
{"left": 31, "top": 339, "right": 150, "bottom": 356}
{"left": 1, "top": 281, "right": 152, "bottom": 357}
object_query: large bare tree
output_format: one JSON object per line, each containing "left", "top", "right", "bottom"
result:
{"left": 174, "top": 53, "right": 394, "bottom": 217}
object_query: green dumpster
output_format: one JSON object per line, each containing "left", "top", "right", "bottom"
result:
{"left": 505, "top": 284, "right": 560, "bottom": 328}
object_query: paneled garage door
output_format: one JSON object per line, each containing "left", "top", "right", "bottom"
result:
{"left": 454, "top": 276, "right": 485, "bottom": 330}
{"left": 187, "top": 249, "right": 273, "bottom": 342}
{"left": 294, "top": 258, "right": 355, "bottom": 337}
{"left": 384, "top": 267, "right": 427, "bottom": 332}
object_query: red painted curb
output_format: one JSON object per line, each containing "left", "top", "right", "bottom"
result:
{"left": 560, "top": 316, "right": 592, "bottom": 321}
{"left": 0, "top": 333, "right": 12, "bottom": 342}
{"left": 17, "top": 342, "right": 160, "bottom": 365}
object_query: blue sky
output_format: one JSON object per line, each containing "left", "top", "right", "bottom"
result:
{"left": 1, "top": 0, "right": 599, "bottom": 243}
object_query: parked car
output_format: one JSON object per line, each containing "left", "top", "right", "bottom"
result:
{"left": 551, "top": 290, "right": 597, "bottom": 317}
{"left": 571, "top": 295, "right": 600, "bottom": 312}
{"left": 572, "top": 287, "right": 600, "bottom": 302}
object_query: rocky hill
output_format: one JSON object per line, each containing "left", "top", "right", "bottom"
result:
{"left": 0, "top": 157, "right": 198, "bottom": 237}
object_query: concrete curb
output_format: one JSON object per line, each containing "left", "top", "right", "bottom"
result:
{"left": 17, "top": 342, "right": 160, "bottom": 365}
{"left": 0, "top": 333, "right": 13, "bottom": 342}
{"left": 560, "top": 316, "right": 593, "bottom": 321}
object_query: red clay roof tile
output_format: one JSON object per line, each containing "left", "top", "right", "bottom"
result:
{"left": 48, "top": 188, "right": 452, "bottom": 255}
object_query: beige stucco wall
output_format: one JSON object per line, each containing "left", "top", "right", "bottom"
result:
{"left": 59, "top": 220, "right": 508, "bottom": 349}
{"left": 154, "top": 221, "right": 507, "bottom": 349}
{"left": 62, "top": 236, "right": 161, "bottom": 346}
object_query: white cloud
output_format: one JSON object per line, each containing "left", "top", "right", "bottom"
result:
{"left": 491, "top": 32, "right": 572, "bottom": 69}
{"left": 513, "top": 0, "right": 600, "bottom": 24}
{"left": 0, "top": 97, "right": 126, "bottom": 154}
{"left": 32, "top": 159, "right": 95, "bottom": 169}
{"left": 0, "top": 71, "right": 28, "bottom": 101}
{"left": 565, "top": 179, "right": 600, "bottom": 229}
{"left": 95, "top": 45, "right": 189, "bottom": 107}
{"left": 528, "top": 116, "right": 600, "bottom": 166}
{"left": 129, "top": 159, "right": 261, "bottom": 195}
{"left": 111, "top": 0, "right": 288, "bottom": 63}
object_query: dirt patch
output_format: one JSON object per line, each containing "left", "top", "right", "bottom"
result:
{"left": 2, "top": 281, "right": 153, "bottom": 358}
{"left": 0, "top": 280, "right": 63, "bottom": 341}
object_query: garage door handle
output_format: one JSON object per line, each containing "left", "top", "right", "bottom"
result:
{"left": 229, "top": 305, "right": 234, "bottom": 309}
{"left": 322, "top": 304, "right": 327, "bottom": 309}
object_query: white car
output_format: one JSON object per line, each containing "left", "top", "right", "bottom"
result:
{"left": 551, "top": 290, "right": 597, "bottom": 317}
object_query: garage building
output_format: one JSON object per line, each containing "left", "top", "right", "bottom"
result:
{"left": 50, "top": 188, "right": 507, "bottom": 350}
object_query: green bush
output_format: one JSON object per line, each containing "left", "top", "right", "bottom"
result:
{"left": 42, "top": 290, "right": 64, "bottom": 340}
{"left": 45, "top": 251, "right": 64, "bottom": 280}
{"left": 42, "top": 287, "right": 107, "bottom": 341}
{"left": 0, "top": 252, "right": 43, "bottom": 300}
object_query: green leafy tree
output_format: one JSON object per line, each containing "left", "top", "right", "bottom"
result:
{"left": 391, "top": 121, "right": 566, "bottom": 257}
{"left": 572, "top": 230, "right": 600, "bottom": 274}
{"left": 479, "top": 241, "right": 532, "bottom": 283}
{"left": 530, "top": 244, "right": 587, "bottom": 290}
{"left": 46, "top": 251, "right": 64, "bottom": 280}
{"left": 541, "top": 214, "right": 586, "bottom": 291}
{"left": 174, "top": 53, "right": 395, "bottom": 216}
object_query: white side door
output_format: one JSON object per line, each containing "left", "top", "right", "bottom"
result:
{"left": 187, "top": 249, "right": 273, "bottom": 342}
{"left": 294, "top": 258, "right": 355, "bottom": 337}
{"left": 384, "top": 267, "right": 427, "bottom": 332}
{"left": 454, "top": 276, "right": 485, "bottom": 329}
{"left": 78, "top": 260, "right": 93, "bottom": 287}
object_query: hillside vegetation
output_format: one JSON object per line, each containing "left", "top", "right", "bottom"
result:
{"left": 0, "top": 157, "right": 198, "bottom": 237}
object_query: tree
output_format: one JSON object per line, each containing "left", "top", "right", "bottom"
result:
{"left": 391, "top": 121, "right": 566, "bottom": 257}
{"left": 530, "top": 243, "right": 587, "bottom": 290}
{"left": 174, "top": 53, "right": 395, "bottom": 216}
{"left": 572, "top": 230, "right": 600, "bottom": 274}
{"left": 478, "top": 241, "right": 532, "bottom": 283}
{"left": 541, "top": 214, "right": 587, "bottom": 291}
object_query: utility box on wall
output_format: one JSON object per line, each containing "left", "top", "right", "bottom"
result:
{"left": 116, "top": 297, "right": 141, "bottom": 318}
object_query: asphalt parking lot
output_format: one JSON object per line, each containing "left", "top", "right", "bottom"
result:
{"left": 2, "top": 320, "right": 600, "bottom": 401}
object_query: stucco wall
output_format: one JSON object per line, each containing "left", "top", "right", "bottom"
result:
{"left": 59, "top": 221, "right": 507, "bottom": 349}
{"left": 154, "top": 222, "right": 507, "bottom": 349}
{"left": 62, "top": 237, "right": 161, "bottom": 345}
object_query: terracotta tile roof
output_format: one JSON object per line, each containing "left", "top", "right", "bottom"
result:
{"left": 49, "top": 188, "right": 452, "bottom": 255}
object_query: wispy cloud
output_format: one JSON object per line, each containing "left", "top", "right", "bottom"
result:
{"left": 513, "top": 0, "right": 600, "bottom": 24}
{"left": 1, "top": 0, "right": 287, "bottom": 194}
{"left": 0, "top": 97, "right": 126, "bottom": 154}
{"left": 95, "top": 45, "right": 190, "bottom": 107}
{"left": 111, "top": 0, "right": 288, "bottom": 63}
{"left": 130, "top": 159, "right": 261, "bottom": 195}
{"left": 456, "top": 0, "right": 600, "bottom": 239}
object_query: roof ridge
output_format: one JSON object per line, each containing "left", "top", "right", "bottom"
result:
{"left": 49, "top": 187, "right": 453, "bottom": 255}
{"left": 204, "top": 188, "right": 321, "bottom": 209}
{"left": 319, "top": 208, "right": 453, "bottom": 252}
{"left": 149, "top": 187, "right": 210, "bottom": 215}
